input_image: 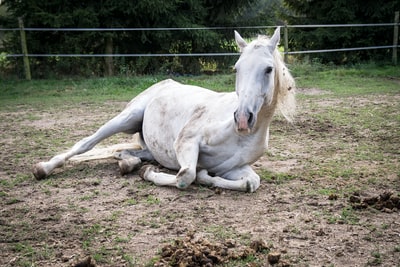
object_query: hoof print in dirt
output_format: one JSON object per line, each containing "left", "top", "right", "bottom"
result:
{"left": 154, "top": 233, "right": 279, "bottom": 266}
{"left": 349, "top": 191, "right": 400, "bottom": 211}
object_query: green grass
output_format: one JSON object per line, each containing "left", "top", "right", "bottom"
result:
{"left": 1, "top": 63, "right": 398, "bottom": 110}
{"left": 0, "top": 74, "right": 235, "bottom": 110}
{"left": 259, "top": 169, "right": 297, "bottom": 184}
{"left": 290, "top": 62, "right": 400, "bottom": 95}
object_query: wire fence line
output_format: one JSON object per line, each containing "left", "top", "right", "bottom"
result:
{"left": 0, "top": 23, "right": 398, "bottom": 32}
{"left": 1, "top": 23, "right": 399, "bottom": 58}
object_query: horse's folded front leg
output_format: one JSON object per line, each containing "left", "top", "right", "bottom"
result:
{"left": 139, "top": 165, "right": 178, "bottom": 187}
{"left": 176, "top": 167, "right": 196, "bottom": 189}
{"left": 196, "top": 166, "right": 260, "bottom": 193}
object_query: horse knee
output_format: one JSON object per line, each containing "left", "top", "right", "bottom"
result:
{"left": 176, "top": 167, "right": 196, "bottom": 189}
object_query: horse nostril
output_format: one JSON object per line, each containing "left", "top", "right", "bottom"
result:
{"left": 248, "top": 112, "right": 254, "bottom": 125}
{"left": 233, "top": 111, "right": 238, "bottom": 123}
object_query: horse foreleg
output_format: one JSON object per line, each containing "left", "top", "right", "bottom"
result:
{"left": 139, "top": 165, "right": 178, "bottom": 186}
{"left": 33, "top": 108, "right": 143, "bottom": 180}
{"left": 140, "top": 133, "right": 200, "bottom": 189}
{"left": 196, "top": 166, "right": 260, "bottom": 193}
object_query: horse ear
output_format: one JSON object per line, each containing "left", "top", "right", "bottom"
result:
{"left": 268, "top": 27, "right": 280, "bottom": 52}
{"left": 235, "top": 31, "right": 247, "bottom": 52}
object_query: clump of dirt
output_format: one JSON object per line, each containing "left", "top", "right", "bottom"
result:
{"left": 349, "top": 191, "right": 400, "bottom": 212}
{"left": 73, "top": 256, "right": 96, "bottom": 267}
{"left": 154, "top": 232, "right": 288, "bottom": 267}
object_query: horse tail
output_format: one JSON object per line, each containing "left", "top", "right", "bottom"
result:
{"left": 69, "top": 134, "right": 142, "bottom": 163}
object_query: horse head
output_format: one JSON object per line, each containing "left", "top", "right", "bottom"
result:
{"left": 233, "top": 27, "right": 281, "bottom": 134}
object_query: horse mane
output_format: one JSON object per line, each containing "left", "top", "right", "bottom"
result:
{"left": 252, "top": 35, "right": 296, "bottom": 122}
{"left": 272, "top": 48, "right": 296, "bottom": 122}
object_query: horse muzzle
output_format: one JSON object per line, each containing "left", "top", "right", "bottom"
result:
{"left": 234, "top": 109, "right": 255, "bottom": 134}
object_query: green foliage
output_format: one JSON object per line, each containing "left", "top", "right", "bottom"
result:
{"left": 283, "top": 0, "right": 400, "bottom": 64}
{"left": 0, "top": 0, "right": 287, "bottom": 77}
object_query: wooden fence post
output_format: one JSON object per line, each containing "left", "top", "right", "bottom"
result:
{"left": 18, "top": 17, "right": 31, "bottom": 80}
{"left": 283, "top": 25, "right": 289, "bottom": 63}
{"left": 104, "top": 35, "right": 114, "bottom": 76}
{"left": 393, "top": 11, "right": 399, "bottom": 65}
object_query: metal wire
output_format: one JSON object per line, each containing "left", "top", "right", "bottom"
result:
{"left": 0, "top": 23, "right": 397, "bottom": 31}
{"left": 2, "top": 23, "right": 398, "bottom": 57}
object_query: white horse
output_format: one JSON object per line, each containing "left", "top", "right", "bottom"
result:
{"left": 33, "top": 27, "right": 295, "bottom": 192}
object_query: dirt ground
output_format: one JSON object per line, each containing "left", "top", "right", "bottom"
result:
{"left": 0, "top": 88, "right": 399, "bottom": 267}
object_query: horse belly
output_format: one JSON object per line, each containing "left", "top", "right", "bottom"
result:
{"left": 141, "top": 93, "right": 192, "bottom": 170}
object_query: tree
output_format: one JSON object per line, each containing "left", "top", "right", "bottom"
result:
{"left": 283, "top": 0, "right": 400, "bottom": 63}
{"left": 2, "top": 0, "right": 283, "bottom": 77}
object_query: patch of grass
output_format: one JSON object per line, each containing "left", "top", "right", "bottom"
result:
{"left": 0, "top": 75, "right": 235, "bottom": 110}
{"left": 12, "top": 242, "right": 54, "bottom": 267}
{"left": 368, "top": 250, "right": 383, "bottom": 266}
{"left": 114, "top": 235, "right": 132, "bottom": 243}
{"left": 2, "top": 174, "right": 32, "bottom": 189}
{"left": 326, "top": 206, "right": 360, "bottom": 225}
{"left": 1, "top": 63, "right": 398, "bottom": 110}
{"left": 92, "top": 245, "right": 111, "bottom": 264}
{"left": 125, "top": 198, "right": 138, "bottom": 206}
{"left": 259, "top": 169, "right": 296, "bottom": 184}
{"left": 205, "top": 224, "right": 251, "bottom": 242}
{"left": 106, "top": 210, "right": 123, "bottom": 222}
{"left": 314, "top": 188, "right": 339, "bottom": 196}
{"left": 5, "top": 197, "right": 23, "bottom": 205}
{"left": 146, "top": 195, "right": 161, "bottom": 205}
{"left": 291, "top": 62, "right": 400, "bottom": 95}
{"left": 120, "top": 252, "right": 138, "bottom": 267}
{"left": 79, "top": 190, "right": 100, "bottom": 201}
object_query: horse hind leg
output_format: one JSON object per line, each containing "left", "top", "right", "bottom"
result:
{"left": 33, "top": 107, "right": 144, "bottom": 180}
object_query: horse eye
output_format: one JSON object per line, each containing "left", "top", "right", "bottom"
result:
{"left": 265, "top": 67, "right": 273, "bottom": 74}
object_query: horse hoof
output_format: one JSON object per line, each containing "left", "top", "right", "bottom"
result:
{"left": 139, "top": 165, "right": 156, "bottom": 180}
{"left": 118, "top": 157, "right": 141, "bottom": 175}
{"left": 32, "top": 163, "right": 48, "bottom": 180}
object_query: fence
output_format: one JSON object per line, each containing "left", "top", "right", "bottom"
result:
{"left": 1, "top": 12, "right": 399, "bottom": 79}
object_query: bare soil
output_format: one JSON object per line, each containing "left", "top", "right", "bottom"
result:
{"left": 0, "top": 90, "right": 399, "bottom": 267}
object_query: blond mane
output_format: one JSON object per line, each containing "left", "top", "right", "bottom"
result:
{"left": 251, "top": 35, "right": 296, "bottom": 122}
